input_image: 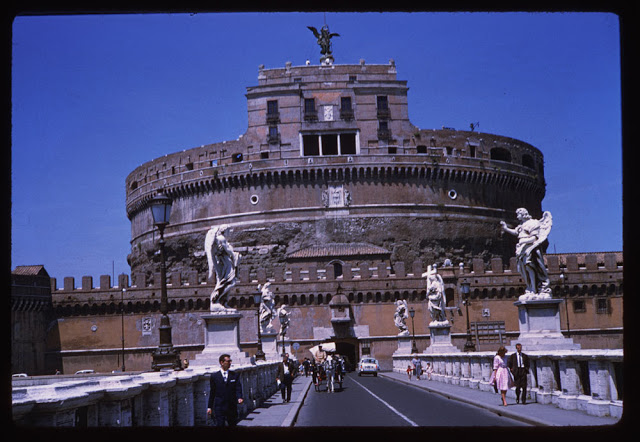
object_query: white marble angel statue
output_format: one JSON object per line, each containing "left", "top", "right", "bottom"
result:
{"left": 205, "top": 225, "right": 241, "bottom": 312}
{"left": 424, "top": 264, "right": 448, "bottom": 324}
{"left": 394, "top": 299, "right": 409, "bottom": 336}
{"left": 257, "top": 282, "right": 276, "bottom": 333}
{"left": 278, "top": 304, "right": 291, "bottom": 337}
{"left": 500, "top": 208, "right": 552, "bottom": 300}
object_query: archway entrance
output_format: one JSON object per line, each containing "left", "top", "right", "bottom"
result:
{"left": 335, "top": 339, "right": 358, "bottom": 371}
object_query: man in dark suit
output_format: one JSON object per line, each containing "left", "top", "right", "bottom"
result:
{"left": 508, "top": 343, "right": 530, "bottom": 404}
{"left": 207, "top": 354, "right": 244, "bottom": 426}
{"left": 276, "top": 353, "right": 296, "bottom": 402}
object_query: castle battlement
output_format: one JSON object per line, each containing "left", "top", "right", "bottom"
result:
{"left": 50, "top": 252, "right": 622, "bottom": 311}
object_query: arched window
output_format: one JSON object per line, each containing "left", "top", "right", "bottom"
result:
{"left": 332, "top": 261, "right": 344, "bottom": 278}
{"left": 490, "top": 147, "right": 512, "bottom": 162}
{"left": 522, "top": 154, "right": 535, "bottom": 169}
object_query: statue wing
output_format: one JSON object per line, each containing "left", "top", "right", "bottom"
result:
{"left": 330, "top": 32, "right": 340, "bottom": 38}
{"left": 307, "top": 26, "right": 320, "bottom": 38}
{"left": 532, "top": 211, "right": 553, "bottom": 249}
{"left": 437, "top": 274, "right": 446, "bottom": 305}
{"left": 204, "top": 227, "right": 217, "bottom": 279}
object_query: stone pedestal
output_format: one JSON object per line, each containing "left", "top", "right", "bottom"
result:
{"left": 425, "top": 322, "right": 460, "bottom": 353}
{"left": 393, "top": 335, "right": 413, "bottom": 356}
{"left": 260, "top": 331, "right": 280, "bottom": 361}
{"left": 191, "top": 313, "right": 250, "bottom": 367}
{"left": 508, "top": 298, "right": 580, "bottom": 351}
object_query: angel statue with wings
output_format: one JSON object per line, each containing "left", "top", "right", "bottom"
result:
{"left": 424, "top": 264, "right": 448, "bottom": 324}
{"left": 500, "top": 208, "right": 553, "bottom": 300}
{"left": 205, "top": 225, "right": 241, "bottom": 312}
{"left": 394, "top": 299, "right": 410, "bottom": 336}
{"left": 257, "top": 282, "right": 276, "bottom": 333}
{"left": 278, "top": 304, "right": 291, "bottom": 338}
{"left": 307, "top": 24, "right": 340, "bottom": 63}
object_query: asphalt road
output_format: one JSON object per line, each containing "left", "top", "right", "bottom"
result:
{"left": 295, "top": 373, "right": 529, "bottom": 427}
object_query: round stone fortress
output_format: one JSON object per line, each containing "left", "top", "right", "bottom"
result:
{"left": 125, "top": 59, "right": 545, "bottom": 280}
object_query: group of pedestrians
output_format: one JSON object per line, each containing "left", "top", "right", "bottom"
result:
{"left": 406, "top": 356, "right": 433, "bottom": 381}
{"left": 402, "top": 344, "right": 530, "bottom": 408}
{"left": 490, "top": 343, "right": 530, "bottom": 406}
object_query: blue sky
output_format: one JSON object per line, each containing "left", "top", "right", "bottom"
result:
{"left": 11, "top": 12, "right": 622, "bottom": 284}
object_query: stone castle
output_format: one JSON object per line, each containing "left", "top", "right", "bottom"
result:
{"left": 11, "top": 55, "right": 622, "bottom": 375}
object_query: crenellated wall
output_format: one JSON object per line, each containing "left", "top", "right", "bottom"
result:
{"left": 45, "top": 252, "right": 622, "bottom": 374}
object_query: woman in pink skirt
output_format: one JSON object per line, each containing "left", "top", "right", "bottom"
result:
{"left": 490, "top": 346, "right": 514, "bottom": 406}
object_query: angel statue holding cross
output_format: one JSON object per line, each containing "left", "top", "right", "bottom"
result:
{"left": 500, "top": 208, "right": 553, "bottom": 300}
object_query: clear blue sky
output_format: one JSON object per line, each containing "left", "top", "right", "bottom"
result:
{"left": 11, "top": 12, "right": 622, "bottom": 284}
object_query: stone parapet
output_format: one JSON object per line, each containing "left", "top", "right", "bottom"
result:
{"left": 12, "top": 362, "right": 280, "bottom": 427}
{"left": 393, "top": 349, "right": 623, "bottom": 419}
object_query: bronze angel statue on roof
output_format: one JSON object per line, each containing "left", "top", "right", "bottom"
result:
{"left": 308, "top": 24, "right": 340, "bottom": 62}
{"left": 500, "top": 208, "right": 553, "bottom": 300}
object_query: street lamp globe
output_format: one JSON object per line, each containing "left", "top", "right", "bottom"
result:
{"left": 150, "top": 191, "right": 173, "bottom": 228}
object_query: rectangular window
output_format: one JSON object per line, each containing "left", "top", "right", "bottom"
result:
{"left": 596, "top": 298, "right": 609, "bottom": 314}
{"left": 417, "top": 145, "right": 427, "bottom": 154}
{"left": 322, "top": 134, "right": 338, "bottom": 156}
{"left": 573, "top": 299, "right": 586, "bottom": 313}
{"left": 303, "top": 134, "right": 320, "bottom": 156}
{"left": 304, "top": 98, "right": 317, "bottom": 121}
{"left": 260, "top": 151, "right": 269, "bottom": 159}
{"left": 305, "top": 98, "right": 315, "bottom": 113}
{"left": 377, "top": 96, "right": 388, "bottom": 110}
{"left": 470, "top": 146, "right": 477, "bottom": 158}
{"left": 267, "top": 100, "right": 278, "bottom": 115}
{"left": 341, "top": 96, "right": 352, "bottom": 111}
{"left": 340, "top": 133, "right": 357, "bottom": 155}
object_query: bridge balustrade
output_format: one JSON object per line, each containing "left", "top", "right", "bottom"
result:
{"left": 393, "top": 349, "right": 623, "bottom": 419}
{"left": 12, "top": 362, "right": 280, "bottom": 427}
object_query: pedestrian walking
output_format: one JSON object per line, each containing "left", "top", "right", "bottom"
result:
{"left": 508, "top": 343, "right": 530, "bottom": 404}
{"left": 276, "top": 353, "right": 296, "bottom": 402}
{"left": 406, "top": 364, "right": 413, "bottom": 380}
{"left": 207, "top": 354, "right": 244, "bottom": 426}
{"left": 411, "top": 356, "right": 422, "bottom": 380}
{"left": 424, "top": 362, "right": 433, "bottom": 380}
{"left": 303, "top": 357, "right": 311, "bottom": 377}
{"left": 490, "top": 346, "right": 513, "bottom": 406}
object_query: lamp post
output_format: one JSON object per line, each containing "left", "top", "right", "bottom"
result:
{"left": 121, "top": 288, "right": 126, "bottom": 372}
{"left": 560, "top": 271, "right": 571, "bottom": 338}
{"left": 281, "top": 330, "right": 287, "bottom": 357}
{"left": 460, "top": 279, "right": 475, "bottom": 352}
{"left": 409, "top": 307, "right": 418, "bottom": 353}
{"left": 252, "top": 293, "right": 266, "bottom": 361}
{"left": 150, "top": 191, "right": 181, "bottom": 371}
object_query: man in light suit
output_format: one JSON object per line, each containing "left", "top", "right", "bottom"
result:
{"left": 508, "top": 343, "right": 530, "bottom": 404}
{"left": 207, "top": 354, "right": 244, "bottom": 426}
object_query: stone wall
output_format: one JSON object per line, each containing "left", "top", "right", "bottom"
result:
{"left": 43, "top": 253, "right": 623, "bottom": 374}
{"left": 12, "top": 362, "right": 280, "bottom": 427}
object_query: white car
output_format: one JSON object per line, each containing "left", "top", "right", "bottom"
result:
{"left": 358, "top": 358, "right": 379, "bottom": 376}
{"left": 75, "top": 369, "right": 95, "bottom": 375}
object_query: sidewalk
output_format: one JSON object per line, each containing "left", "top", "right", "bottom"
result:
{"left": 379, "top": 371, "right": 622, "bottom": 427}
{"left": 238, "top": 374, "right": 314, "bottom": 427}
